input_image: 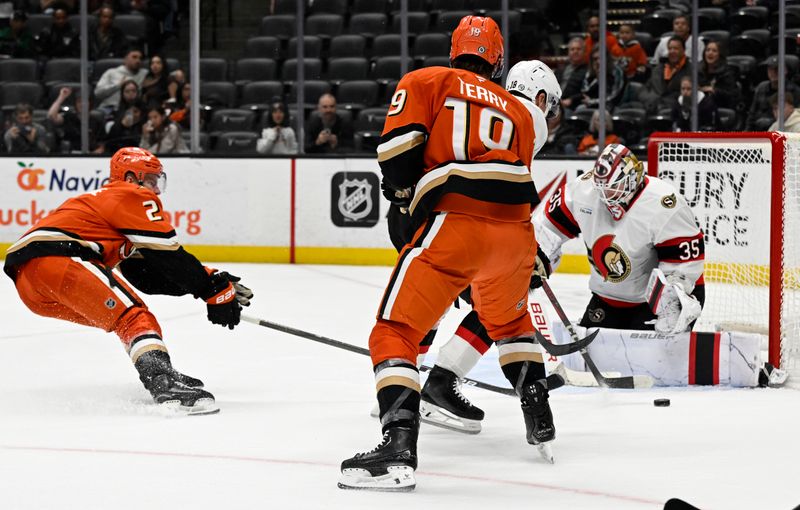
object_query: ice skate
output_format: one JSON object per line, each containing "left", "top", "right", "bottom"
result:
{"left": 339, "top": 424, "right": 418, "bottom": 492}
{"left": 419, "top": 366, "right": 483, "bottom": 434}
{"left": 759, "top": 362, "right": 789, "bottom": 388}
{"left": 135, "top": 351, "right": 218, "bottom": 415}
{"left": 520, "top": 380, "right": 555, "bottom": 463}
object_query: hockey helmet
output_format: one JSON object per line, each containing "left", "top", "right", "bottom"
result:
{"left": 110, "top": 147, "right": 166, "bottom": 194}
{"left": 592, "top": 143, "right": 644, "bottom": 209}
{"left": 505, "top": 60, "right": 562, "bottom": 118}
{"left": 450, "top": 15, "right": 505, "bottom": 79}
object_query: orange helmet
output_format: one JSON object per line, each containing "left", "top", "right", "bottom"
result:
{"left": 109, "top": 147, "right": 166, "bottom": 193}
{"left": 450, "top": 15, "right": 505, "bottom": 78}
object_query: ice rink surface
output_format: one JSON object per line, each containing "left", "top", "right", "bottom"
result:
{"left": 1, "top": 263, "right": 798, "bottom": 510}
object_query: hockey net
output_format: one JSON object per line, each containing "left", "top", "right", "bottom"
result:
{"left": 648, "top": 132, "right": 800, "bottom": 385}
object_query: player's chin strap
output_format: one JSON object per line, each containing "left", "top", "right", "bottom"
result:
{"left": 240, "top": 314, "right": 519, "bottom": 397}
{"left": 539, "top": 279, "right": 655, "bottom": 389}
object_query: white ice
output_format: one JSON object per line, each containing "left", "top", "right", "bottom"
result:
{"left": 1, "top": 264, "right": 798, "bottom": 510}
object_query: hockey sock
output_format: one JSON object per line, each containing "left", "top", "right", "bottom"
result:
{"left": 496, "top": 337, "right": 546, "bottom": 394}
{"left": 416, "top": 328, "right": 437, "bottom": 367}
{"left": 126, "top": 332, "right": 168, "bottom": 365}
{"left": 374, "top": 359, "right": 420, "bottom": 432}
{"left": 435, "top": 310, "right": 493, "bottom": 378}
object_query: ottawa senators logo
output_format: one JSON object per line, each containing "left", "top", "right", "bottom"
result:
{"left": 661, "top": 193, "right": 677, "bottom": 208}
{"left": 590, "top": 234, "right": 632, "bottom": 283}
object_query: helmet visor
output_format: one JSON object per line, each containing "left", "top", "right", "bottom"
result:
{"left": 141, "top": 171, "right": 167, "bottom": 195}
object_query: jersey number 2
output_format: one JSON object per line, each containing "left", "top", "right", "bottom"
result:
{"left": 444, "top": 98, "right": 514, "bottom": 160}
{"left": 142, "top": 200, "right": 163, "bottom": 222}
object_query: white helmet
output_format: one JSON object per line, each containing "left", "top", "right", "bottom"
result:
{"left": 505, "top": 60, "right": 562, "bottom": 118}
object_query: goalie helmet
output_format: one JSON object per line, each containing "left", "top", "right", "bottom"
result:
{"left": 450, "top": 15, "right": 505, "bottom": 79}
{"left": 110, "top": 147, "right": 166, "bottom": 194}
{"left": 592, "top": 143, "right": 644, "bottom": 213}
{"left": 505, "top": 60, "right": 562, "bottom": 118}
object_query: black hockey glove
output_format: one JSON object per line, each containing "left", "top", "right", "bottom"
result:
{"left": 381, "top": 180, "right": 413, "bottom": 210}
{"left": 216, "top": 271, "right": 254, "bottom": 307}
{"left": 204, "top": 272, "right": 241, "bottom": 330}
{"left": 529, "top": 246, "right": 552, "bottom": 290}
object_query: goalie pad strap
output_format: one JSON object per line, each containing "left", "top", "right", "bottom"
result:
{"left": 689, "top": 332, "right": 720, "bottom": 385}
{"left": 647, "top": 274, "right": 665, "bottom": 312}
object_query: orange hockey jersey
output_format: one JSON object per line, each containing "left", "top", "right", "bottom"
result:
{"left": 376, "top": 66, "right": 538, "bottom": 228}
{"left": 4, "top": 181, "right": 179, "bottom": 279}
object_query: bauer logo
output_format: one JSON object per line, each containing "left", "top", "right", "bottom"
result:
{"left": 331, "top": 172, "right": 379, "bottom": 228}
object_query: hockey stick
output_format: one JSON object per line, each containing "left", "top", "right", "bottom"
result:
{"left": 241, "top": 314, "right": 518, "bottom": 396}
{"left": 539, "top": 280, "right": 654, "bottom": 389}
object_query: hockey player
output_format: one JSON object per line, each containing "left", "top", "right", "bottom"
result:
{"left": 339, "top": 16, "right": 554, "bottom": 491}
{"left": 418, "top": 59, "right": 563, "bottom": 434}
{"left": 3, "top": 147, "right": 253, "bottom": 415}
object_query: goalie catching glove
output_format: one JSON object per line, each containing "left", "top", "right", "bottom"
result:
{"left": 202, "top": 269, "right": 254, "bottom": 329}
{"left": 529, "top": 245, "right": 552, "bottom": 290}
{"left": 646, "top": 268, "right": 701, "bottom": 334}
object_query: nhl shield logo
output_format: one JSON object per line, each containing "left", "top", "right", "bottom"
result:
{"left": 331, "top": 171, "right": 379, "bottom": 227}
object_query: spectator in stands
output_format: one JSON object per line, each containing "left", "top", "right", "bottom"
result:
{"left": 578, "top": 46, "right": 627, "bottom": 111}
{"left": 139, "top": 105, "right": 188, "bottom": 154}
{"left": 583, "top": 15, "right": 623, "bottom": 64}
{"left": 0, "top": 10, "right": 36, "bottom": 58}
{"left": 617, "top": 24, "right": 648, "bottom": 82}
{"left": 577, "top": 109, "right": 621, "bottom": 156}
{"left": 4, "top": 103, "right": 50, "bottom": 154}
{"left": 112, "top": 79, "right": 143, "bottom": 119}
{"left": 89, "top": 5, "right": 128, "bottom": 60}
{"left": 164, "top": 68, "right": 187, "bottom": 112}
{"left": 35, "top": 6, "right": 80, "bottom": 59}
{"left": 652, "top": 15, "right": 704, "bottom": 65}
{"left": 47, "top": 86, "right": 106, "bottom": 153}
{"left": 95, "top": 47, "right": 147, "bottom": 113}
{"left": 105, "top": 99, "right": 146, "bottom": 153}
{"left": 746, "top": 57, "right": 800, "bottom": 131}
{"left": 640, "top": 36, "right": 690, "bottom": 114}
{"left": 141, "top": 54, "right": 170, "bottom": 107}
{"left": 671, "top": 76, "right": 719, "bottom": 132}
{"left": 168, "top": 81, "right": 201, "bottom": 130}
{"left": 697, "top": 40, "right": 739, "bottom": 110}
{"left": 305, "top": 93, "right": 353, "bottom": 154}
{"left": 560, "top": 37, "right": 588, "bottom": 113}
{"left": 769, "top": 92, "right": 800, "bottom": 133}
{"left": 257, "top": 100, "right": 298, "bottom": 155}
{"left": 542, "top": 121, "right": 581, "bottom": 155}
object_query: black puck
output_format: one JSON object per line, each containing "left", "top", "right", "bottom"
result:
{"left": 654, "top": 398, "right": 671, "bottom": 407}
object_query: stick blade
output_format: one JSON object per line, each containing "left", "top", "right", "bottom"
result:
{"left": 535, "top": 328, "right": 598, "bottom": 356}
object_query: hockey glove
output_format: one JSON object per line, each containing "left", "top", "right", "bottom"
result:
{"left": 646, "top": 268, "right": 701, "bottom": 334}
{"left": 204, "top": 272, "right": 241, "bottom": 330}
{"left": 529, "top": 245, "right": 552, "bottom": 290}
{"left": 381, "top": 180, "right": 413, "bottom": 210}
{"left": 216, "top": 271, "right": 254, "bottom": 307}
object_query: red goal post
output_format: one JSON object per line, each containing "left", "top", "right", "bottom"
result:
{"left": 647, "top": 132, "right": 800, "bottom": 376}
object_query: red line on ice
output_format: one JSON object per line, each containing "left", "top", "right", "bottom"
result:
{"left": 1, "top": 444, "right": 661, "bottom": 505}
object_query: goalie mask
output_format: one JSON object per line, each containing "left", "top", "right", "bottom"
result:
{"left": 505, "top": 59, "right": 562, "bottom": 119}
{"left": 592, "top": 143, "right": 644, "bottom": 218}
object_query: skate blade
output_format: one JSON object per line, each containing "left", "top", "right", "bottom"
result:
{"left": 159, "top": 397, "right": 220, "bottom": 416}
{"left": 338, "top": 466, "right": 415, "bottom": 492}
{"left": 420, "top": 402, "right": 481, "bottom": 434}
{"left": 536, "top": 442, "right": 554, "bottom": 464}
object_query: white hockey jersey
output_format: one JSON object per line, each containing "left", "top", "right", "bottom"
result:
{"left": 517, "top": 96, "right": 549, "bottom": 160}
{"left": 535, "top": 173, "right": 704, "bottom": 303}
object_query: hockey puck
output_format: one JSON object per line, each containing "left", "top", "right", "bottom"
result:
{"left": 654, "top": 398, "right": 671, "bottom": 407}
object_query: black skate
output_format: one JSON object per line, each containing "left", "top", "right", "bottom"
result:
{"left": 520, "top": 381, "right": 555, "bottom": 463}
{"left": 135, "top": 351, "right": 218, "bottom": 415}
{"left": 420, "top": 366, "right": 484, "bottom": 434}
{"left": 338, "top": 425, "right": 418, "bottom": 492}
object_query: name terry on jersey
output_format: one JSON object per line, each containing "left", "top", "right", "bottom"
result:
{"left": 458, "top": 77, "right": 508, "bottom": 111}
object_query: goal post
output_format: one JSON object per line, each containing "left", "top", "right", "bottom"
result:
{"left": 647, "top": 132, "right": 800, "bottom": 379}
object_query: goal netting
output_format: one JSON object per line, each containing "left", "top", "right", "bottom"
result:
{"left": 648, "top": 132, "right": 800, "bottom": 385}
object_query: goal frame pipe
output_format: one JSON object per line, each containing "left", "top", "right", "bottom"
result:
{"left": 647, "top": 132, "right": 786, "bottom": 368}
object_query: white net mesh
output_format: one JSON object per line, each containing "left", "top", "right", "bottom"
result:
{"left": 653, "top": 134, "right": 800, "bottom": 383}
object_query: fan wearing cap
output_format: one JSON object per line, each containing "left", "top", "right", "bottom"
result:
{"left": 339, "top": 16, "right": 550, "bottom": 492}
{"left": 3, "top": 147, "right": 253, "bottom": 415}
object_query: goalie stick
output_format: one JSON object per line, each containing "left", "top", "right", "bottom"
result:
{"left": 241, "top": 314, "right": 519, "bottom": 396}
{"left": 539, "top": 280, "right": 654, "bottom": 390}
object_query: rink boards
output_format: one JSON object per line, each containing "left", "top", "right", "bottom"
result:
{"left": 0, "top": 156, "right": 592, "bottom": 272}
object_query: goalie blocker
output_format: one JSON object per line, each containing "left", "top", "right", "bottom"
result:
{"left": 552, "top": 322, "right": 788, "bottom": 387}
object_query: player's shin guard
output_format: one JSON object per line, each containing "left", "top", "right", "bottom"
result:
{"left": 497, "top": 337, "right": 555, "bottom": 456}
{"left": 340, "top": 359, "right": 419, "bottom": 492}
